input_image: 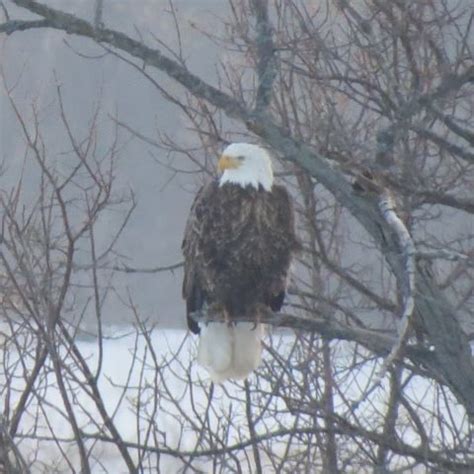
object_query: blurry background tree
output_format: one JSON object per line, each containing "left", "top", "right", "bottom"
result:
{"left": 0, "top": 0, "right": 473, "bottom": 472}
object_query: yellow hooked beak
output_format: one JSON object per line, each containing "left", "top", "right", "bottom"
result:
{"left": 218, "top": 154, "right": 240, "bottom": 172}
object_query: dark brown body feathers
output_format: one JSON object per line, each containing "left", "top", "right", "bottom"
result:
{"left": 182, "top": 181, "right": 299, "bottom": 334}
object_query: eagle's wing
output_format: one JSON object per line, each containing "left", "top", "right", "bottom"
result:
{"left": 271, "top": 184, "right": 299, "bottom": 248}
{"left": 265, "top": 184, "right": 301, "bottom": 311}
{"left": 182, "top": 181, "right": 217, "bottom": 334}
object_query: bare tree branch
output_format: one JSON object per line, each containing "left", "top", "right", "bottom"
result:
{"left": 376, "top": 191, "right": 416, "bottom": 378}
{"left": 94, "top": 0, "right": 103, "bottom": 30}
{"left": 251, "top": 0, "right": 276, "bottom": 112}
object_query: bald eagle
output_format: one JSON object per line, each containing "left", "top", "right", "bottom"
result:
{"left": 182, "top": 143, "right": 299, "bottom": 382}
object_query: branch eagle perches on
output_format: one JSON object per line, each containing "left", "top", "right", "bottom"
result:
{"left": 190, "top": 300, "right": 438, "bottom": 384}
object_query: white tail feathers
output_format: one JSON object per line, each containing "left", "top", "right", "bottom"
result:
{"left": 197, "top": 322, "right": 264, "bottom": 382}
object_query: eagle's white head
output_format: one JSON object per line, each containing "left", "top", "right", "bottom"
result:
{"left": 218, "top": 143, "right": 274, "bottom": 191}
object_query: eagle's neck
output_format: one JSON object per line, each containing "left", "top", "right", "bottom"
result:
{"left": 219, "top": 164, "right": 273, "bottom": 191}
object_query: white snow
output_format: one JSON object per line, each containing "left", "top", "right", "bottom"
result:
{"left": 0, "top": 322, "right": 469, "bottom": 472}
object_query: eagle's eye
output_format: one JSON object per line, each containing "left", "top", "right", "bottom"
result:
{"left": 237, "top": 156, "right": 245, "bottom": 161}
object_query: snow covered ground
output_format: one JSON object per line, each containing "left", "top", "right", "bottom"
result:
{"left": 2, "top": 323, "right": 276, "bottom": 472}
{"left": 0, "top": 321, "right": 469, "bottom": 472}
{"left": 1, "top": 324, "right": 198, "bottom": 471}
